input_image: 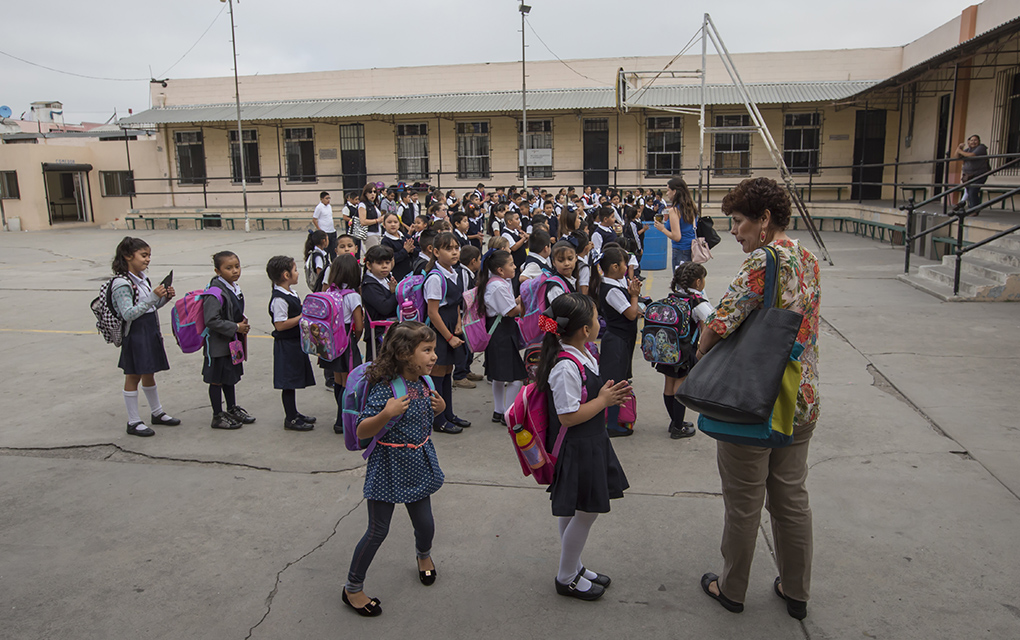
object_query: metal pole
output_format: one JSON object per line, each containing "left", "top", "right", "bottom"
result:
{"left": 944, "top": 64, "right": 960, "bottom": 216}
{"left": 904, "top": 203, "right": 914, "bottom": 273}
{"left": 225, "top": 0, "right": 249, "bottom": 232}
{"left": 124, "top": 127, "right": 134, "bottom": 210}
{"left": 698, "top": 13, "right": 707, "bottom": 211}
{"left": 894, "top": 87, "right": 903, "bottom": 209}
{"left": 521, "top": 6, "right": 528, "bottom": 191}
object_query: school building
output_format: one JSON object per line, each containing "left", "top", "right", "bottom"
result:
{"left": 1, "top": 0, "right": 1018, "bottom": 233}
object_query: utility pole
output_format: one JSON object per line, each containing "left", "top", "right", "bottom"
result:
{"left": 520, "top": 4, "right": 531, "bottom": 191}
{"left": 222, "top": 0, "right": 249, "bottom": 232}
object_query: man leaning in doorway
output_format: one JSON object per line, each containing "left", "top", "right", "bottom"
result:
{"left": 952, "top": 135, "right": 990, "bottom": 213}
{"left": 313, "top": 191, "right": 337, "bottom": 259}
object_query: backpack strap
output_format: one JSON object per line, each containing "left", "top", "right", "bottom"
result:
{"left": 548, "top": 351, "right": 589, "bottom": 459}
{"left": 361, "top": 375, "right": 436, "bottom": 460}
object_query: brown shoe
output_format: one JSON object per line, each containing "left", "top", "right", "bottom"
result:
{"left": 453, "top": 378, "right": 477, "bottom": 389}
{"left": 466, "top": 372, "right": 484, "bottom": 381}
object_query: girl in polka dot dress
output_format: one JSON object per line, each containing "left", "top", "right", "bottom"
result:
{"left": 342, "top": 321, "right": 447, "bottom": 617}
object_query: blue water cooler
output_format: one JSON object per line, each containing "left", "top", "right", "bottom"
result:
{"left": 640, "top": 221, "right": 668, "bottom": 270}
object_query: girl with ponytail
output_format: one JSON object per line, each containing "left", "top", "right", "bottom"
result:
{"left": 476, "top": 249, "right": 526, "bottom": 424}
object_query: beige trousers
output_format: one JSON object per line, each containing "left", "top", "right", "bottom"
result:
{"left": 716, "top": 422, "right": 815, "bottom": 603}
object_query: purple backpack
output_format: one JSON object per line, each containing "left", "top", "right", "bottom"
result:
{"left": 299, "top": 284, "right": 354, "bottom": 362}
{"left": 518, "top": 273, "right": 568, "bottom": 347}
{"left": 395, "top": 271, "right": 446, "bottom": 324}
{"left": 342, "top": 363, "right": 437, "bottom": 458}
{"left": 171, "top": 288, "right": 224, "bottom": 354}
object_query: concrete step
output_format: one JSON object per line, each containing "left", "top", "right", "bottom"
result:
{"left": 915, "top": 264, "right": 999, "bottom": 297}
{"left": 897, "top": 272, "right": 964, "bottom": 301}
{"left": 968, "top": 245, "right": 1020, "bottom": 269}
{"left": 991, "top": 233, "right": 1020, "bottom": 253}
{"left": 940, "top": 255, "right": 1015, "bottom": 283}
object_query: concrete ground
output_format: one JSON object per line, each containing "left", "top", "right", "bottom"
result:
{"left": 0, "top": 227, "right": 1018, "bottom": 639}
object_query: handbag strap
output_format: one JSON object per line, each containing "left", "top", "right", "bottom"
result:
{"left": 762, "top": 246, "right": 781, "bottom": 310}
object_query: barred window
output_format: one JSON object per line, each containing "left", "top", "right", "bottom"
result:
{"left": 174, "top": 130, "right": 206, "bottom": 185}
{"left": 457, "top": 121, "right": 490, "bottom": 180}
{"left": 646, "top": 116, "right": 683, "bottom": 176}
{"left": 519, "top": 119, "right": 553, "bottom": 179}
{"left": 783, "top": 113, "right": 820, "bottom": 174}
{"left": 397, "top": 123, "right": 429, "bottom": 180}
{"left": 100, "top": 171, "right": 135, "bottom": 197}
{"left": 229, "top": 129, "right": 261, "bottom": 184}
{"left": 713, "top": 115, "right": 751, "bottom": 176}
{"left": 285, "top": 127, "right": 316, "bottom": 182}
{"left": 0, "top": 171, "right": 19, "bottom": 199}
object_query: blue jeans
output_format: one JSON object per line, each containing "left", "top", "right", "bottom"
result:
{"left": 672, "top": 248, "right": 692, "bottom": 272}
{"left": 346, "top": 497, "right": 434, "bottom": 592}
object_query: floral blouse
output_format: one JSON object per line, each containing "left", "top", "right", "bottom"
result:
{"left": 706, "top": 238, "right": 820, "bottom": 427}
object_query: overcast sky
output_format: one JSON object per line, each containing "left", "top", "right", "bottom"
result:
{"left": 1, "top": 0, "right": 978, "bottom": 123}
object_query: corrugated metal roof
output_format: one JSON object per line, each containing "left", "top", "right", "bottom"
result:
{"left": 119, "top": 81, "right": 878, "bottom": 125}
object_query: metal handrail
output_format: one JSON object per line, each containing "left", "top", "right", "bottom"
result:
{"left": 949, "top": 185, "right": 1020, "bottom": 295}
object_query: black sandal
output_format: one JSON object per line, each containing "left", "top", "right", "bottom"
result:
{"left": 774, "top": 577, "right": 807, "bottom": 620}
{"left": 554, "top": 572, "right": 605, "bottom": 601}
{"left": 342, "top": 589, "right": 382, "bottom": 617}
{"left": 700, "top": 573, "right": 743, "bottom": 613}
{"left": 580, "top": 566, "right": 611, "bottom": 588}
{"left": 418, "top": 558, "right": 437, "bottom": 586}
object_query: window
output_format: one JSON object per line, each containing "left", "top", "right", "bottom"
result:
{"left": 713, "top": 114, "right": 752, "bottom": 176}
{"left": 174, "top": 131, "right": 206, "bottom": 185}
{"left": 457, "top": 121, "right": 490, "bottom": 179}
{"left": 0, "top": 171, "right": 19, "bottom": 199}
{"left": 784, "top": 112, "right": 820, "bottom": 174}
{"left": 646, "top": 116, "right": 683, "bottom": 176}
{"left": 518, "top": 119, "right": 553, "bottom": 179}
{"left": 396, "top": 123, "right": 429, "bottom": 180}
{"left": 100, "top": 171, "right": 135, "bottom": 197}
{"left": 229, "top": 129, "right": 261, "bottom": 184}
{"left": 285, "top": 127, "right": 316, "bottom": 182}
{"left": 1005, "top": 72, "right": 1020, "bottom": 156}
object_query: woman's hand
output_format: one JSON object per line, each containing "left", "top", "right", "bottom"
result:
{"left": 598, "top": 380, "right": 632, "bottom": 407}
{"left": 237, "top": 319, "right": 250, "bottom": 335}
{"left": 429, "top": 389, "right": 445, "bottom": 415}
{"left": 384, "top": 394, "right": 410, "bottom": 419}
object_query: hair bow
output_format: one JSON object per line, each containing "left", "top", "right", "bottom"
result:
{"left": 538, "top": 314, "right": 560, "bottom": 335}
{"left": 481, "top": 248, "right": 497, "bottom": 266}
{"left": 564, "top": 234, "right": 579, "bottom": 249}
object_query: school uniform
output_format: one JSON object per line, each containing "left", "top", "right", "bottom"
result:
{"left": 411, "top": 252, "right": 430, "bottom": 276}
{"left": 453, "top": 264, "right": 478, "bottom": 381}
{"left": 269, "top": 285, "right": 316, "bottom": 389}
{"left": 382, "top": 232, "right": 413, "bottom": 281}
{"left": 546, "top": 345, "right": 629, "bottom": 516}
{"left": 113, "top": 271, "right": 170, "bottom": 375}
{"left": 545, "top": 275, "right": 578, "bottom": 305}
{"left": 467, "top": 215, "right": 483, "bottom": 249}
{"left": 502, "top": 228, "right": 527, "bottom": 270}
{"left": 488, "top": 216, "right": 505, "bottom": 238}
{"left": 577, "top": 260, "right": 592, "bottom": 292}
{"left": 591, "top": 224, "right": 617, "bottom": 257}
{"left": 318, "top": 288, "right": 363, "bottom": 374}
{"left": 454, "top": 229, "right": 471, "bottom": 248}
{"left": 424, "top": 264, "right": 465, "bottom": 367}
{"left": 599, "top": 276, "right": 637, "bottom": 383}
{"left": 203, "top": 276, "right": 245, "bottom": 386}
{"left": 398, "top": 202, "right": 415, "bottom": 228}
{"left": 520, "top": 253, "right": 552, "bottom": 281}
{"left": 482, "top": 276, "right": 526, "bottom": 382}
{"left": 362, "top": 272, "right": 397, "bottom": 360}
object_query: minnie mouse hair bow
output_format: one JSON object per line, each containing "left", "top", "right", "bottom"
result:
{"left": 538, "top": 314, "right": 560, "bottom": 335}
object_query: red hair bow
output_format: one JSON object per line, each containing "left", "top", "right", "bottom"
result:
{"left": 538, "top": 314, "right": 559, "bottom": 335}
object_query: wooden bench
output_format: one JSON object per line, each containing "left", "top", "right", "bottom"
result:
{"left": 979, "top": 186, "right": 1018, "bottom": 211}
{"left": 849, "top": 219, "right": 905, "bottom": 244}
{"left": 125, "top": 215, "right": 300, "bottom": 231}
{"left": 901, "top": 186, "right": 928, "bottom": 203}
{"left": 790, "top": 216, "right": 850, "bottom": 232}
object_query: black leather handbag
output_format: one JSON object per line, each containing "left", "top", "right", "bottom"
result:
{"left": 676, "top": 246, "right": 803, "bottom": 424}
{"left": 696, "top": 216, "right": 722, "bottom": 249}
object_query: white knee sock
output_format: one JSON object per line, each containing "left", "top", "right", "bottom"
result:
{"left": 492, "top": 382, "right": 505, "bottom": 414}
{"left": 123, "top": 390, "right": 142, "bottom": 425}
{"left": 557, "top": 511, "right": 598, "bottom": 589}
{"left": 506, "top": 381, "right": 522, "bottom": 406}
{"left": 141, "top": 385, "right": 163, "bottom": 416}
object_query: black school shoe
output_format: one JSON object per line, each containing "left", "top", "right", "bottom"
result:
{"left": 297, "top": 413, "right": 317, "bottom": 424}
{"left": 491, "top": 411, "right": 507, "bottom": 425}
{"left": 126, "top": 422, "right": 155, "bottom": 437}
{"left": 211, "top": 412, "right": 242, "bottom": 430}
{"left": 607, "top": 427, "right": 633, "bottom": 438}
{"left": 284, "top": 417, "right": 314, "bottom": 431}
{"left": 227, "top": 406, "right": 256, "bottom": 424}
{"left": 581, "top": 566, "right": 611, "bottom": 588}
{"left": 555, "top": 572, "right": 606, "bottom": 601}
{"left": 670, "top": 422, "right": 696, "bottom": 439}
{"left": 449, "top": 416, "right": 471, "bottom": 428}
{"left": 150, "top": 412, "right": 181, "bottom": 426}
{"left": 774, "top": 577, "right": 808, "bottom": 620}
{"left": 334, "top": 422, "right": 344, "bottom": 434}
{"left": 433, "top": 422, "right": 463, "bottom": 434}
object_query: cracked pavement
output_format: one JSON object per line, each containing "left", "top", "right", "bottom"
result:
{"left": 1, "top": 229, "right": 1018, "bottom": 639}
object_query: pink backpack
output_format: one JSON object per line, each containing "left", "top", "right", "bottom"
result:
{"left": 396, "top": 270, "right": 447, "bottom": 324}
{"left": 170, "top": 288, "right": 224, "bottom": 354}
{"left": 461, "top": 286, "right": 498, "bottom": 353}
{"left": 505, "top": 352, "right": 587, "bottom": 485}
{"left": 518, "top": 273, "right": 568, "bottom": 347}
{"left": 299, "top": 284, "right": 354, "bottom": 362}
{"left": 342, "top": 363, "right": 437, "bottom": 458}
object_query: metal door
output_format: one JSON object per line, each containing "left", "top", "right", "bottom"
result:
{"left": 583, "top": 118, "right": 610, "bottom": 188}
{"left": 852, "top": 109, "right": 887, "bottom": 201}
{"left": 933, "top": 94, "right": 952, "bottom": 196}
{"left": 340, "top": 124, "right": 367, "bottom": 191}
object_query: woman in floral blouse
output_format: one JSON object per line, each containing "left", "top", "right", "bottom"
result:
{"left": 695, "top": 177, "right": 820, "bottom": 621}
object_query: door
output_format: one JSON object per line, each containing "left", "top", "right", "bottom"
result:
{"left": 583, "top": 118, "right": 610, "bottom": 188}
{"left": 933, "top": 94, "right": 952, "bottom": 195}
{"left": 852, "top": 109, "right": 887, "bottom": 201}
{"left": 340, "top": 124, "right": 367, "bottom": 191}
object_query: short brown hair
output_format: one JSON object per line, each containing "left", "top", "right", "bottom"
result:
{"left": 721, "top": 177, "right": 792, "bottom": 229}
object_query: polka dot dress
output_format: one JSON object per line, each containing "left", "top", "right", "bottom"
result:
{"left": 361, "top": 378, "right": 445, "bottom": 504}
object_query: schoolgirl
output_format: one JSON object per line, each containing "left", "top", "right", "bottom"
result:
{"left": 343, "top": 321, "right": 447, "bottom": 618}
{"left": 535, "top": 293, "right": 631, "bottom": 600}
{"left": 380, "top": 212, "right": 415, "bottom": 281}
{"left": 657, "top": 262, "right": 714, "bottom": 440}
{"left": 319, "top": 254, "right": 364, "bottom": 434}
{"left": 488, "top": 203, "right": 507, "bottom": 238}
{"left": 424, "top": 232, "right": 471, "bottom": 434}
{"left": 266, "top": 255, "right": 317, "bottom": 431}
{"left": 589, "top": 246, "right": 643, "bottom": 437}
{"left": 475, "top": 249, "right": 526, "bottom": 424}
{"left": 203, "top": 250, "right": 254, "bottom": 430}
{"left": 361, "top": 244, "right": 398, "bottom": 362}
{"left": 622, "top": 206, "right": 645, "bottom": 259}
{"left": 568, "top": 230, "right": 594, "bottom": 296}
{"left": 501, "top": 210, "right": 529, "bottom": 292}
{"left": 304, "top": 230, "right": 330, "bottom": 291}
{"left": 359, "top": 183, "right": 384, "bottom": 251}
{"left": 109, "top": 237, "right": 179, "bottom": 437}
{"left": 544, "top": 241, "right": 580, "bottom": 304}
